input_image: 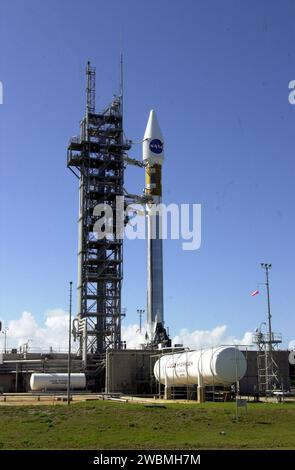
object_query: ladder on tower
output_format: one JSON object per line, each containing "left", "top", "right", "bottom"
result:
{"left": 253, "top": 332, "right": 282, "bottom": 395}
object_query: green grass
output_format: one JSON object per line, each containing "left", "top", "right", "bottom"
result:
{"left": 0, "top": 401, "right": 295, "bottom": 449}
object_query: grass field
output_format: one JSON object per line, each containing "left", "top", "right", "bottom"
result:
{"left": 0, "top": 400, "right": 295, "bottom": 450}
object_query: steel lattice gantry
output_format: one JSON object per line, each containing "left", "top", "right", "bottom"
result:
{"left": 67, "top": 63, "right": 131, "bottom": 364}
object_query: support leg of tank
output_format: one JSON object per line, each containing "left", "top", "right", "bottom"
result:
{"left": 164, "top": 385, "right": 171, "bottom": 400}
{"left": 197, "top": 373, "right": 205, "bottom": 403}
{"left": 197, "top": 386, "right": 205, "bottom": 403}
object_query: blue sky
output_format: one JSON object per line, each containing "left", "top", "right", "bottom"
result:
{"left": 0, "top": 0, "right": 294, "bottom": 347}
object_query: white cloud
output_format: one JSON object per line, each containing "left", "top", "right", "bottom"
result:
{"left": 121, "top": 324, "right": 146, "bottom": 349}
{"left": 5, "top": 309, "right": 70, "bottom": 352}
{"left": 288, "top": 339, "right": 295, "bottom": 350}
{"left": 8, "top": 311, "right": 41, "bottom": 341}
{"left": 172, "top": 326, "right": 253, "bottom": 349}
{"left": 2, "top": 310, "right": 254, "bottom": 352}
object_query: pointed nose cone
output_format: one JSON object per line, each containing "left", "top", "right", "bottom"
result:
{"left": 144, "top": 110, "right": 163, "bottom": 142}
{"left": 143, "top": 109, "right": 164, "bottom": 164}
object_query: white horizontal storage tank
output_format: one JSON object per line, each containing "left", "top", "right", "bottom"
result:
{"left": 154, "top": 346, "right": 247, "bottom": 387}
{"left": 30, "top": 373, "right": 86, "bottom": 391}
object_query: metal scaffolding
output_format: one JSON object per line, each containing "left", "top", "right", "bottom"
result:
{"left": 253, "top": 330, "right": 282, "bottom": 394}
{"left": 252, "top": 263, "right": 282, "bottom": 395}
{"left": 67, "top": 62, "right": 131, "bottom": 365}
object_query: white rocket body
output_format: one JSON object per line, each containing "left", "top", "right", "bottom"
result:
{"left": 143, "top": 110, "right": 164, "bottom": 342}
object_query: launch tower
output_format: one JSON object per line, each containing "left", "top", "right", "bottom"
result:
{"left": 67, "top": 62, "right": 131, "bottom": 365}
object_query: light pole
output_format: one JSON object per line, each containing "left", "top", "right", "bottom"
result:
{"left": 261, "top": 263, "right": 273, "bottom": 392}
{"left": 261, "top": 263, "right": 273, "bottom": 349}
{"left": 67, "top": 281, "right": 73, "bottom": 406}
{"left": 137, "top": 309, "right": 145, "bottom": 333}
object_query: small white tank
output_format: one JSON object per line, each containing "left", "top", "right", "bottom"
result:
{"left": 154, "top": 346, "right": 247, "bottom": 387}
{"left": 30, "top": 373, "right": 86, "bottom": 391}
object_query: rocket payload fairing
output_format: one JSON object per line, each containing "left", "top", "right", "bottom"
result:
{"left": 143, "top": 110, "right": 167, "bottom": 345}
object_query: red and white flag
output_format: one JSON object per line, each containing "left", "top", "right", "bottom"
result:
{"left": 251, "top": 289, "right": 259, "bottom": 297}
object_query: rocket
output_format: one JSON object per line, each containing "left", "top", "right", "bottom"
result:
{"left": 143, "top": 110, "right": 165, "bottom": 344}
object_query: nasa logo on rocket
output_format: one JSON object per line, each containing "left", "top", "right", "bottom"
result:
{"left": 149, "top": 139, "right": 163, "bottom": 154}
